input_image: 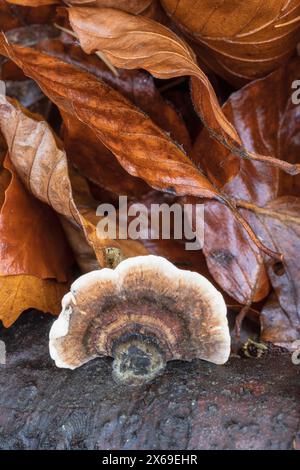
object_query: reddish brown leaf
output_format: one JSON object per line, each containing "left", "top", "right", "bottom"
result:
{"left": 0, "top": 36, "right": 218, "bottom": 199}
{"left": 68, "top": 6, "right": 300, "bottom": 175}
{"left": 0, "top": 120, "right": 70, "bottom": 327}
{"left": 0, "top": 274, "right": 68, "bottom": 327}
{"left": 5, "top": 0, "right": 58, "bottom": 5}
{"left": 261, "top": 292, "right": 300, "bottom": 350}
{"left": 249, "top": 196, "right": 300, "bottom": 342}
{"left": 5, "top": 0, "right": 155, "bottom": 14}
{"left": 161, "top": 0, "right": 300, "bottom": 86}
{"left": 202, "top": 201, "right": 270, "bottom": 305}
{"left": 49, "top": 39, "right": 191, "bottom": 195}
{"left": 0, "top": 0, "right": 22, "bottom": 31}
{"left": 62, "top": 113, "right": 150, "bottom": 198}
{"left": 0, "top": 94, "right": 149, "bottom": 271}
{"left": 0, "top": 153, "right": 72, "bottom": 281}
{"left": 194, "top": 59, "right": 300, "bottom": 341}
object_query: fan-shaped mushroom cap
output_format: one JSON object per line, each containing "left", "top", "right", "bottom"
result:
{"left": 49, "top": 255, "right": 230, "bottom": 385}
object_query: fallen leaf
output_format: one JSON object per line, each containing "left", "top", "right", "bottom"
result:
{"left": 261, "top": 292, "right": 300, "bottom": 350}
{"left": 67, "top": 6, "right": 300, "bottom": 175}
{"left": 52, "top": 40, "right": 191, "bottom": 195}
{"left": 40, "top": 36, "right": 191, "bottom": 144}
{"left": 39, "top": 35, "right": 191, "bottom": 193}
{"left": 192, "top": 59, "right": 300, "bottom": 344}
{"left": 0, "top": 153, "right": 72, "bottom": 281}
{"left": 0, "top": 94, "right": 149, "bottom": 270}
{"left": 249, "top": 196, "right": 300, "bottom": 344}
{"left": 5, "top": 0, "right": 58, "bottom": 5}
{"left": 201, "top": 201, "right": 269, "bottom": 305}
{"left": 62, "top": 113, "right": 150, "bottom": 198}
{"left": 5, "top": 0, "right": 155, "bottom": 14}
{"left": 0, "top": 36, "right": 218, "bottom": 199}
{"left": 161, "top": 0, "right": 300, "bottom": 85}
{"left": 69, "top": 0, "right": 157, "bottom": 15}
{"left": 190, "top": 58, "right": 300, "bottom": 302}
{"left": 0, "top": 274, "right": 68, "bottom": 327}
{"left": 0, "top": 0, "right": 22, "bottom": 31}
{"left": 0, "top": 121, "right": 70, "bottom": 327}
{"left": 0, "top": 34, "right": 282, "bottom": 259}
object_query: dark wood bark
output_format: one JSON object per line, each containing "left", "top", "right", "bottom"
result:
{"left": 0, "top": 311, "right": 299, "bottom": 450}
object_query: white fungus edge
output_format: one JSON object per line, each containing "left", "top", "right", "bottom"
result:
{"left": 49, "top": 255, "right": 230, "bottom": 368}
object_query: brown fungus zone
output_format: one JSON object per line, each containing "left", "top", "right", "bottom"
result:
{"left": 49, "top": 255, "right": 230, "bottom": 385}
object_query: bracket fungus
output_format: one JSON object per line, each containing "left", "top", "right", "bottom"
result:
{"left": 49, "top": 256, "right": 230, "bottom": 385}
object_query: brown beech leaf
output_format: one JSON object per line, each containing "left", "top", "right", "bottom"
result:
{"left": 67, "top": 6, "right": 300, "bottom": 175}
{"left": 54, "top": 41, "right": 191, "bottom": 195}
{"left": 201, "top": 201, "right": 270, "bottom": 306}
{"left": 0, "top": 0, "right": 22, "bottom": 31}
{"left": 0, "top": 275, "right": 68, "bottom": 327}
{"left": 161, "top": 0, "right": 300, "bottom": 86}
{"left": 192, "top": 58, "right": 300, "bottom": 191}
{"left": 5, "top": 0, "right": 58, "bottom": 5}
{"left": 248, "top": 196, "right": 300, "bottom": 340}
{"left": 195, "top": 59, "right": 300, "bottom": 327}
{"left": 68, "top": 0, "right": 157, "bottom": 15}
{"left": 0, "top": 154, "right": 72, "bottom": 281}
{"left": 0, "top": 94, "right": 148, "bottom": 270}
{"left": 40, "top": 36, "right": 191, "bottom": 195}
{"left": 5, "top": 0, "right": 156, "bottom": 15}
{"left": 62, "top": 113, "right": 150, "bottom": 198}
{"left": 0, "top": 130, "right": 70, "bottom": 327}
{"left": 261, "top": 292, "right": 300, "bottom": 350}
{"left": 40, "top": 36, "right": 191, "bottom": 132}
{"left": 0, "top": 35, "right": 283, "bottom": 259}
{"left": 0, "top": 37, "right": 218, "bottom": 200}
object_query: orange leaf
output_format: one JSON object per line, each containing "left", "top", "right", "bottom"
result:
{"left": 0, "top": 94, "right": 148, "bottom": 271}
{"left": 161, "top": 0, "right": 300, "bottom": 85}
{"left": 68, "top": 6, "right": 300, "bottom": 175}
{"left": 0, "top": 35, "right": 218, "bottom": 199}
{"left": 0, "top": 274, "right": 68, "bottom": 327}
{"left": 0, "top": 154, "right": 72, "bottom": 281}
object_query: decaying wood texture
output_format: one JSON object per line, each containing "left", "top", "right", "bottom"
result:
{"left": 0, "top": 311, "right": 299, "bottom": 449}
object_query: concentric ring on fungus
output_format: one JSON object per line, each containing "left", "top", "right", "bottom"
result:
{"left": 49, "top": 255, "right": 230, "bottom": 385}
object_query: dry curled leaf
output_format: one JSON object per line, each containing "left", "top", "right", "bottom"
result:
{"left": 261, "top": 292, "right": 300, "bottom": 350}
{"left": 0, "top": 275, "right": 68, "bottom": 327}
{"left": 53, "top": 42, "right": 191, "bottom": 195}
{"left": 0, "top": 153, "right": 72, "bottom": 281}
{"left": 5, "top": 0, "right": 58, "bottom": 5}
{"left": 39, "top": 36, "right": 191, "bottom": 195}
{"left": 5, "top": 0, "right": 156, "bottom": 14}
{"left": 0, "top": 133, "right": 70, "bottom": 327}
{"left": 161, "top": 0, "right": 300, "bottom": 86}
{"left": 0, "top": 34, "right": 282, "bottom": 258}
{"left": 250, "top": 196, "right": 300, "bottom": 347}
{"left": 192, "top": 59, "right": 300, "bottom": 344}
{"left": 67, "top": 6, "right": 300, "bottom": 175}
{"left": 62, "top": 113, "right": 150, "bottom": 198}
{"left": 0, "top": 94, "right": 148, "bottom": 271}
{"left": 0, "top": 36, "right": 218, "bottom": 199}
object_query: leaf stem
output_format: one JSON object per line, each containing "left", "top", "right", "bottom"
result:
{"left": 236, "top": 199, "right": 300, "bottom": 225}
{"left": 218, "top": 194, "right": 283, "bottom": 261}
{"left": 95, "top": 51, "right": 119, "bottom": 77}
{"left": 54, "top": 24, "right": 119, "bottom": 77}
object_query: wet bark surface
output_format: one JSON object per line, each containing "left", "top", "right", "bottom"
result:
{"left": 0, "top": 311, "right": 299, "bottom": 450}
